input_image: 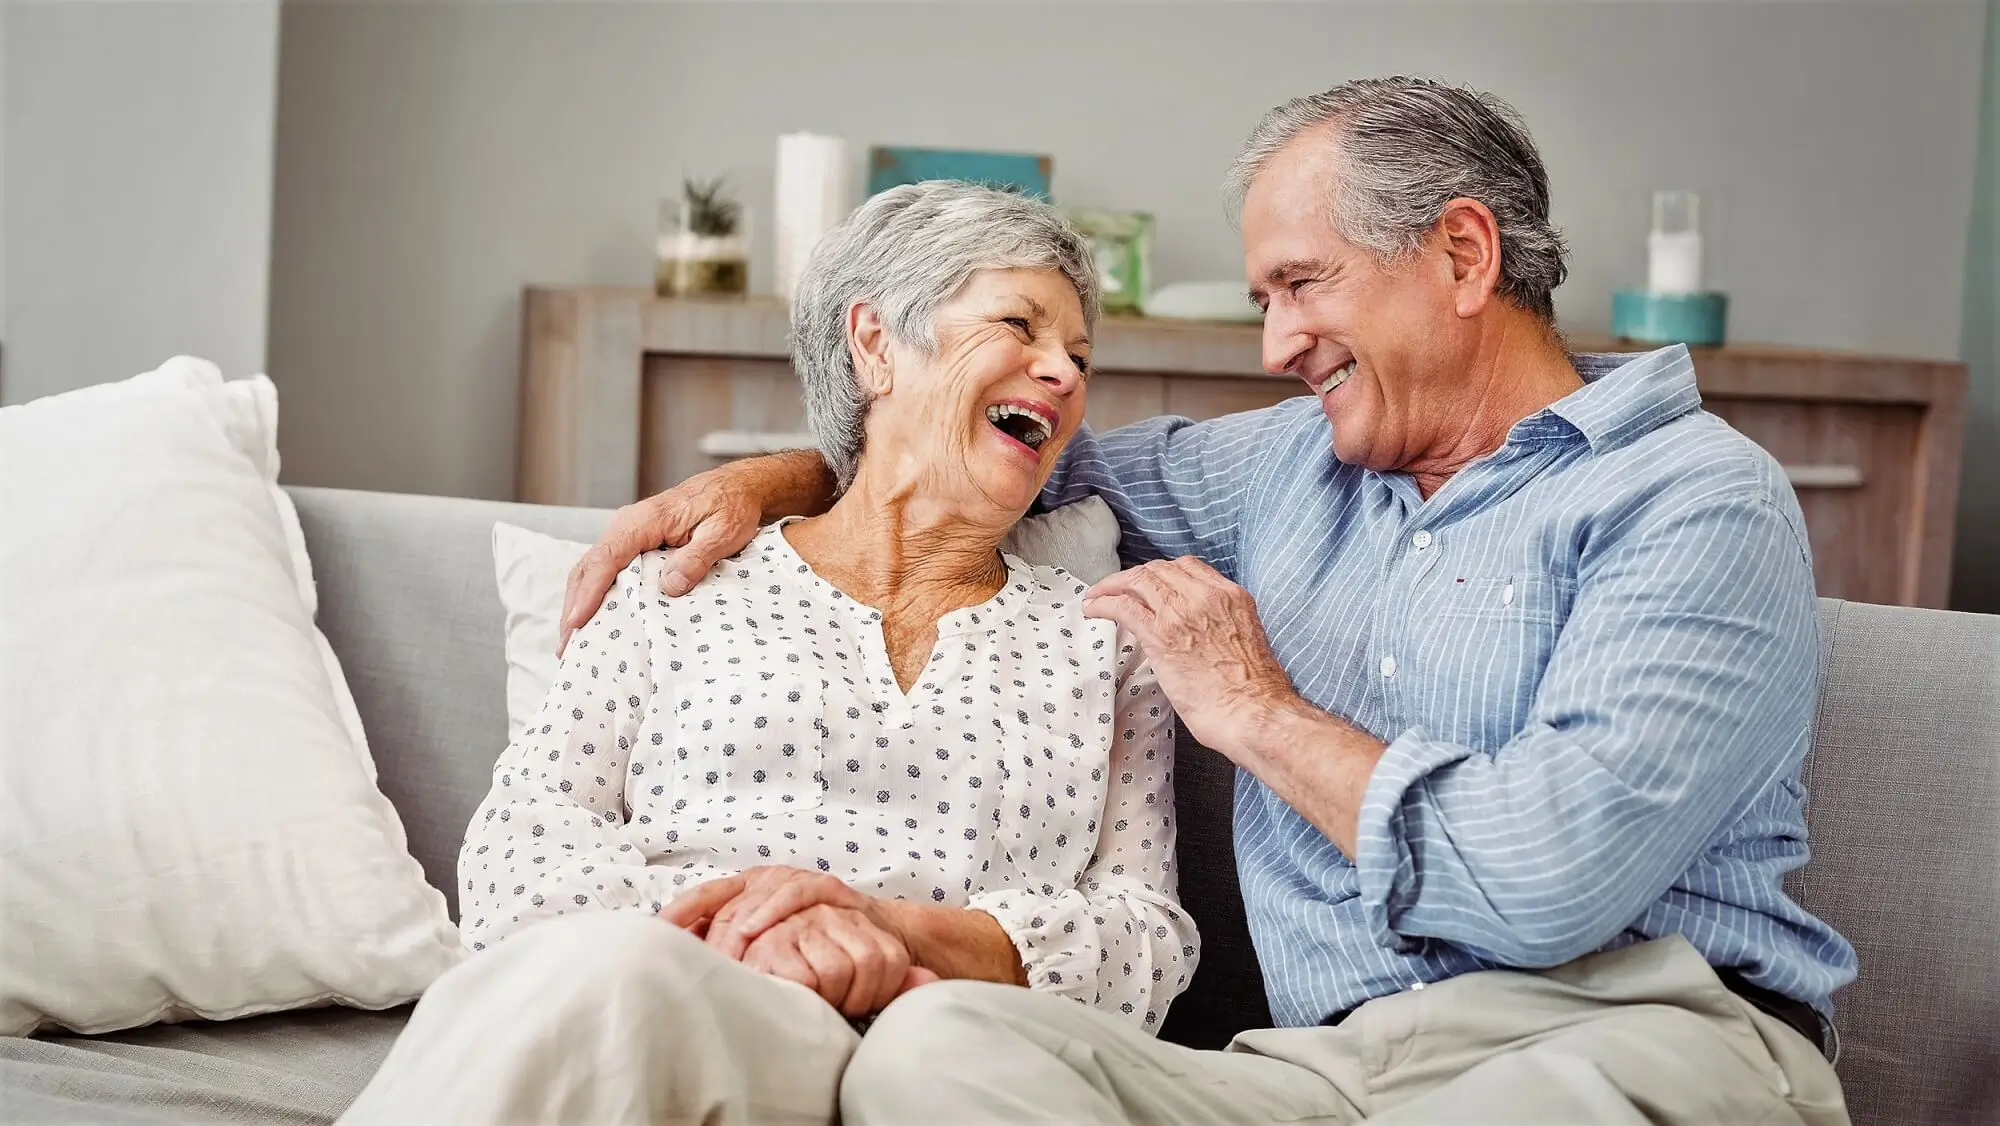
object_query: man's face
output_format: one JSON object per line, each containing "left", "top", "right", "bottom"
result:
{"left": 1243, "top": 136, "right": 1473, "bottom": 473}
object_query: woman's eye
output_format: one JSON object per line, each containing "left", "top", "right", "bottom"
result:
{"left": 1289, "top": 278, "right": 1313, "bottom": 294}
{"left": 1069, "top": 356, "right": 1091, "bottom": 376}
{"left": 1003, "top": 317, "right": 1032, "bottom": 335}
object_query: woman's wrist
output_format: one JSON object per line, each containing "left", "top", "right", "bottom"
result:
{"left": 871, "top": 898, "right": 1028, "bottom": 987}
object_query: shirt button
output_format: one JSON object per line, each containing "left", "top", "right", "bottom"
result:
{"left": 1380, "top": 655, "right": 1398, "bottom": 678}
{"left": 1411, "top": 530, "right": 1432, "bottom": 550}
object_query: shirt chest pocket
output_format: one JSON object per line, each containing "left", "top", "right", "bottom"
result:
{"left": 1420, "top": 573, "right": 1572, "bottom": 748}
{"left": 1434, "top": 573, "right": 1566, "bottom": 624}
{"left": 671, "top": 677, "right": 826, "bottom": 814}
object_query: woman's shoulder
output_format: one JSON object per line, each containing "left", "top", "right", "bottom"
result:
{"left": 996, "top": 554, "right": 1158, "bottom": 681}
{"left": 996, "top": 553, "right": 1093, "bottom": 607}
{"left": 995, "top": 554, "right": 1123, "bottom": 646}
{"left": 633, "top": 523, "right": 791, "bottom": 599}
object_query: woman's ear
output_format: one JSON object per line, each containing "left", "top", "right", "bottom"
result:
{"left": 847, "top": 302, "right": 895, "bottom": 396}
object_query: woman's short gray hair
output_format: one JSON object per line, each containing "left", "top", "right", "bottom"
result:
{"left": 1227, "top": 76, "right": 1569, "bottom": 321}
{"left": 790, "top": 181, "right": 1100, "bottom": 490}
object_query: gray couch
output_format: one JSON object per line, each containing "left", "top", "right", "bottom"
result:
{"left": 4, "top": 486, "right": 1995, "bottom": 1126}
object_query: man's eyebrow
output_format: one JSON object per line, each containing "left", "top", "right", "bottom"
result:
{"left": 1262, "top": 258, "right": 1326, "bottom": 286}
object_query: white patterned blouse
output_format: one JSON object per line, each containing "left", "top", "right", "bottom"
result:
{"left": 458, "top": 519, "right": 1197, "bottom": 1032}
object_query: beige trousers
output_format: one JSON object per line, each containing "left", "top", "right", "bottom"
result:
{"left": 340, "top": 910, "right": 859, "bottom": 1126}
{"left": 842, "top": 936, "right": 1849, "bottom": 1126}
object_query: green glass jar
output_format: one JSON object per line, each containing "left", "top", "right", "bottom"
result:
{"left": 1067, "top": 209, "right": 1154, "bottom": 315}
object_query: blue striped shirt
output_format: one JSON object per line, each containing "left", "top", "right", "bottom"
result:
{"left": 1042, "top": 344, "right": 1858, "bottom": 1027}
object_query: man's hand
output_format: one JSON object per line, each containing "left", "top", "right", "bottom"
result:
{"left": 739, "top": 904, "right": 939, "bottom": 1018}
{"left": 1084, "top": 555, "right": 1387, "bottom": 858}
{"left": 1081, "top": 557, "right": 1297, "bottom": 755}
{"left": 557, "top": 473, "right": 761, "bottom": 654}
{"left": 559, "top": 447, "right": 840, "bottom": 652}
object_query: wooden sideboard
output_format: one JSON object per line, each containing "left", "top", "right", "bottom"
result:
{"left": 518, "top": 288, "right": 1967, "bottom": 608}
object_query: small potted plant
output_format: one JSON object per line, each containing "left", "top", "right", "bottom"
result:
{"left": 656, "top": 177, "right": 749, "bottom": 297}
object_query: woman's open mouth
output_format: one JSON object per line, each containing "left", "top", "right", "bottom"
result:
{"left": 985, "top": 402, "right": 1055, "bottom": 456}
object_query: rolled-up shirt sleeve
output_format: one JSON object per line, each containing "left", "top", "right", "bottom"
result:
{"left": 1353, "top": 491, "right": 1822, "bottom": 968}
{"left": 968, "top": 634, "right": 1198, "bottom": 1032}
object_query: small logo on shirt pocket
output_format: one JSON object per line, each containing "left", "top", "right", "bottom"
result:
{"left": 1435, "top": 573, "right": 1567, "bottom": 624}
{"left": 671, "top": 677, "right": 827, "bottom": 813}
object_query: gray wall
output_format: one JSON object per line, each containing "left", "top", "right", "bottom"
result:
{"left": 1952, "top": 0, "right": 1998, "bottom": 614}
{"left": 267, "top": 1, "right": 1986, "bottom": 504}
{"left": 2, "top": 0, "right": 279, "bottom": 407}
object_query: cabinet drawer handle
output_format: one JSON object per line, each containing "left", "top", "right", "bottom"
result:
{"left": 1782, "top": 463, "right": 1864, "bottom": 490}
{"left": 697, "top": 430, "right": 819, "bottom": 459}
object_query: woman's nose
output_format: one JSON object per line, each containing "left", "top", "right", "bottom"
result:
{"left": 1031, "top": 348, "right": 1085, "bottom": 396}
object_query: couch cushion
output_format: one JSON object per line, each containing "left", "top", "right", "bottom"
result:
{"left": 1155, "top": 731, "right": 1272, "bottom": 1047}
{"left": 1794, "top": 599, "right": 2000, "bottom": 1126}
{"left": 288, "top": 487, "right": 611, "bottom": 918}
{"left": 0, "top": 1006, "right": 408, "bottom": 1125}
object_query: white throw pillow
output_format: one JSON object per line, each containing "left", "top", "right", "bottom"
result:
{"left": 0, "top": 358, "right": 461, "bottom": 1037}
{"left": 493, "top": 497, "right": 1123, "bottom": 739}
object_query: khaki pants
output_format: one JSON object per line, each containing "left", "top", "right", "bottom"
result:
{"left": 340, "top": 910, "right": 859, "bottom": 1126}
{"left": 842, "top": 936, "right": 1848, "bottom": 1126}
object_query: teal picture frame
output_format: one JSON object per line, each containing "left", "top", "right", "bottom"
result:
{"left": 867, "top": 146, "right": 1053, "bottom": 201}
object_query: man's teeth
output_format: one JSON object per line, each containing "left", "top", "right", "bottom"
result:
{"left": 1311, "top": 361, "right": 1357, "bottom": 397}
{"left": 985, "top": 403, "right": 1052, "bottom": 449}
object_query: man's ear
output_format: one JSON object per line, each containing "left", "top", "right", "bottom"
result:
{"left": 848, "top": 302, "right": 895, "bottom": 396}
{"left": 1435, "top": 198, "right": 1503, "bottom": 319}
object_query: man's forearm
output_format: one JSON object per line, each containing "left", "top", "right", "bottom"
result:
{"left": 736, "top": 449, "right": 838, "bottom": 522}
{"left": 1228, "top": 693, "right": 1387, "bottom": 860}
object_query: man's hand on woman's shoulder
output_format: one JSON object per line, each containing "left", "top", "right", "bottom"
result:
{"left": 558, "top": 449, "right": 838, "bottom": 653}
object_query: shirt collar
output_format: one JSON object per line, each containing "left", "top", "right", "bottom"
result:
{"left": 1511, "top": 344, "right": 1703, "bottom": 453}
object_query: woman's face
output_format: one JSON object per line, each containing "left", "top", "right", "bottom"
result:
{"left": 857, "top": 267, "right": 1090, "bottom": 518}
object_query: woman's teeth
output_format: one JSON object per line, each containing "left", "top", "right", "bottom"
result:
{"left": 1311, "top": 361, "right": 1357, "bottom": 397}
{"left": 985, "top": 403, "right": 1052, "bottom": 449}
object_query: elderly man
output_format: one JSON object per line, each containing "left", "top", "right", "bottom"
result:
{"left": 565, "top": 77, "right": 1855, "bottom": 1124}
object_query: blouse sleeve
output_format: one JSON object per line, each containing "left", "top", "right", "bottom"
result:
{"left": 967, "top": 631, "right": 1199, "bottom": 1032}
{"left": 456, "top": 558, "right": 683, "bottom": 951}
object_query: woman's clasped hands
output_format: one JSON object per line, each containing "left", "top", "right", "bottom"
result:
{"left": 660, "top": 868, "right": 939, "bottom": 1018}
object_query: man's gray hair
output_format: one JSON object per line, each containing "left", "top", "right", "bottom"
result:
{"left": 791, "top": 181, "right": 1100, "bottom": 491}
{"left": 1227, "top": 76, "right": 1569, "bottom": 321}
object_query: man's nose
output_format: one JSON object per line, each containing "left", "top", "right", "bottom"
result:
{"left": 1261, "top": 305, "right": 1312, "bottom": 377}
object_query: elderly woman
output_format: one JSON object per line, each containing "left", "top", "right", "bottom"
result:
{"left": 340, "top": 182, "right": 1196, "bottom": 1126}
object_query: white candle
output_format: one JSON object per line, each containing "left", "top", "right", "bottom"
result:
{"left": 1648, "top": 230, "right": 1703, "bottom": 294}
{"left": 774, "top": 133, "right": 854, "bottom": 303}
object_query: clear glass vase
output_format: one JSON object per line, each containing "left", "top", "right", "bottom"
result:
{"left": 655, "top": 198, "right": 750, "bottom": 298}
